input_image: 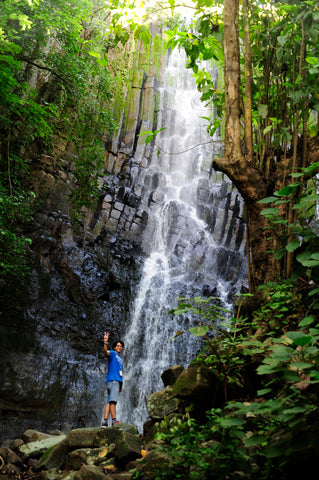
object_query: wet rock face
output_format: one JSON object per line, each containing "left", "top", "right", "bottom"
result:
{"left": 0, "top": 29, "right": 247, "bottom": 441}
{"left": 0, "top": 156, "right": 145, "bottom": 441}
{"left": 0, "top": 31, "right": 162, "bottom": 442}
{"left": 0, "top": 183, "right": 146, "bottom": 439}
{"left": 0, "top": 237, "right": 141, "bottom": 442}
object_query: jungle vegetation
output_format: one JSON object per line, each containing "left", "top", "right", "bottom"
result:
{"left": 147, "top": 1, "right": 319, "bottom": 478}
{"left": 1, "top": 0, "right": 319, "bottom": 477}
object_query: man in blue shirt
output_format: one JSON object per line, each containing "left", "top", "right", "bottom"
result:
{"left": 102, "top": 331, "right": 124, "bottom": 427}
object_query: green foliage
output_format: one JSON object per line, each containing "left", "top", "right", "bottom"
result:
{"left": 147, "top": 290, "right": 319, "bottom": 479}
{"left": 153, "top": 168, "right": 319, "bottom": 477}
{"left": 254, "top": 280, "right": 304, "bottom": 332}
{"left": 168, "top": 295, "right": 230, "bottom": 340}
{"left": 257, "top": 163, "right": 319, "bottom": 296}
{"left": 138, "top": 127, "right": 166, "bottom": 146}
{"left": 0, "top": 186, "right": 35, "bottom": 277}
{"left": 0, "top": 0, "right": 129, "bottom": 277}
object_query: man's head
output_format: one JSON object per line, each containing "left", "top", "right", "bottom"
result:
{"left": 113, "top": 340, "right": 124, "bottom": 353}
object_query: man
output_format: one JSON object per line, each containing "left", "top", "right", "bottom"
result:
{"left": 102, "top": 331, "right": 124, "bottom": 427}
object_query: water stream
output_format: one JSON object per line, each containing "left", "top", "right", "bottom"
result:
{"left": 117, "top": 48, "right": 247, "bottom": 431}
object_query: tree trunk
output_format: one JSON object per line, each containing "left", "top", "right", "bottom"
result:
{"left": 214, "top": 0, "right": 279, "bottom": 294}
{"left": 243, "top": 0, "right": 253, "bottom": 162}
{"left": 223, "top": 0, "right": 242, "bottom": 162}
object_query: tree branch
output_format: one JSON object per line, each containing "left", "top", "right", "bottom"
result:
{"left": 18, "top": 57, "right": 72, "bottom": 86}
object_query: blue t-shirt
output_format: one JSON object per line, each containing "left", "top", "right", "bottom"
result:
{"left": 106, "top": 350, "right": 123, "bottom": 384}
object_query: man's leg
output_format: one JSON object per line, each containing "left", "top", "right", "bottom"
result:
{"left": 104, "top": 381, "right": 120, "bottom": 426}
{"left": 104, "top": 403, "right": 110, "bottom": 420}
{"left": 101, "top": 402, "right": 110, "bottom": 427}
{"left": 109, "top": 401, "right": 117, "bottom": 425}
{"left": 102, "top": 383, "right": 111, "bottom": 427}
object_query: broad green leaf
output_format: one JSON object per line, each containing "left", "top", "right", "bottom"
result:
{"left": 294, "top": 336, "right": 312, "bottom": 346}
{"left": 257, "top": 388, "right": 272, "bottom": 396}
{"left": 244, "top": 433, "right": 267, "bottom": 447}
{"left": 309, "top": 287, "right": 319, "bottom": 296}
{"left": 260, "top": 208, "right": 279, "bottom": 216}
{"left": 188, "top": 326, "right": 209, "bottom": 337}
{"left": 219, "top": 418, "right": 246, "bottom": 428}
{"left": 285, "top": 331, "right": 306, "bottom": 342}
{"left": 274, "top": 248, "right": 287, "bottom": 260}
{"left": 285, "top": 331, "right": 312, "bottom": 346}
{"left": 302, "top": 260, "right": 319, "bottom": 267}
{"left": 263, "top": 125, "right": 272, "bottom": 135}
{"left": 178, "top": 303, "right": 193, "bottom": 308}
{"left": 306, "top": 56, "right": 319, "bottom": 65}
{"left": 138, "top": 131, "right": 153, "bottom": 136}
{"left": 296, "top": 250, "right": 313, "bottom": 265}
{"left": 286, "top": 239, "right": 300, "bottom": 252}
{"left": 277, "top": 35, "right": 288, "bottom": 47}
{"left": 145, "top": 135, "right": 153, "bottom": 146}
{"left": 257, "top": 196, "right": 279, "bottom": 204}
{"left": 290, "top": 362, "right": 313, "bottom": 370}
{"left": 290, "top": 172, "right": 304, "bottom": 178}
{"left": 263, "top": 445, "right": 284, "bottom": 458}
{"left": 299, "top": 315, "right": 314, "bottom": 327}
{"left": 89, "top": 51, "right": 101, "bottom": 58}
{"left": 276, "top": 184, "right": 299, "bottom": 196}
{"left": 173, "top": 308, "right": 190, "bottom": 315}
{"left": 257, "top": 364, "right": 280, "bottom": 375}
{"left": 282, "top": 406, "right": 305, "bottom": 415}
{"left": 282, "top": 370, "right": 302, "bottom": 382}
{"left": 97, "top": 57, "right": 108, "bottom": 67}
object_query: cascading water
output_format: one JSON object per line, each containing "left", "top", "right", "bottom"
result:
{"left": 117, "top": 47, "right": 247, "bottom": 431}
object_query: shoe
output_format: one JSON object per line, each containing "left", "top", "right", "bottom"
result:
{"left": 101, "top": 419, "right": 108, "bottom": 428}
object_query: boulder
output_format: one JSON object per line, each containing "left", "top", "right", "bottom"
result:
{"left": 112, "top": 423, "right": 138, "bottom": 435}
{"left": 146, "top": 386, "right": 180, "bottom": 420}
{"left": 112, "top": 431, "right": 143, "bottom": 466}
{"left": 172, "top": 365, "right": 222, "bottom": 404}
{"left": 64, "top": 447, "right": 109, "bottom": 471}
{"left": 161, "top": 365, "right": 184, "bottom": 387}
{"left": 73, "top": 464, "right": 111, "bottom": 480}
{"left": 134, "top": 449, "right": 170, "bottom": 480}
{"left": 111, "top": 473, "right": 135, "bottom": 480}
{"left": 35, "top": 437, "right": 69, "bottom": 470}
{"left": 1, "top": 462, "right": 22, "bottom": 474}
{"left": 65, "top": 448, "right": 90, "bottom": 470}
{"left": 67, "top": 427, "right": 122, "bottom": 449}
{"left": 94, "top": 445, "right": 116, "bottom": 466}
{"left": 10, "top": 438, "right": 24, "bottom": 450}
{"left": 142, "top": 419, "right": 155, "bottom": 447}
{"left": 0, "top": 446, "right": 23, "bottom": 470}
{"left": 22, "top": 429, "right": 52, "bottom": 443}
{"left": 18, "top": 434, "right": 66, "bottom": 459}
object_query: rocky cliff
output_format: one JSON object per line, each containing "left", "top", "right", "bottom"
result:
{"left": 0, "top": 22, "right": 247, "bottom": 442}
{"left": 0, "top": 26, "right": 165, "bottom": 442}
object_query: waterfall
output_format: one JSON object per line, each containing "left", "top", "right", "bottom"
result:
{"left": 117, "top": 47, "right": 247, "bottom": 431}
